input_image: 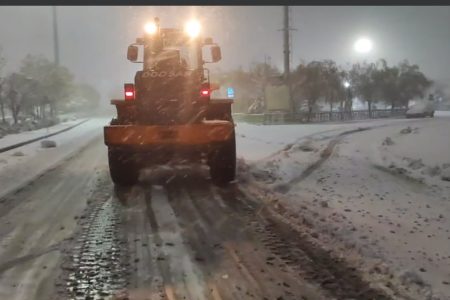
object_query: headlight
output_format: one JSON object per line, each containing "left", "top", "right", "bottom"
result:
{"left": 144, "top": 22, "right": 157, "bottom": 35}
{"left": 184, "top": 20, "right": 201, "bottom": 38}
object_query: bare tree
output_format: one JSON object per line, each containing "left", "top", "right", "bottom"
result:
{"left": 248, "top": 62, "right": 280, "bottom": 112}
{"left": 349, "top": 62, "right": 380, "bottom": 117}
{"left": 0, "top": 47, "right": 6, "bottom": 123}
{"left": 5, "top": 73, "right": 37, "bottom": 124}
{"left": 373, "top": 59, "right": 432, "bottom": 110}
{"left": 19, "top": 54, "right": 74, "bottom": 119}
{"left": 291, "top": 61, "right": 326, "bottom": 121}
{"left": 396, "top": 60, "right": 432, "bottom": 108}
{"left": 6, "top": 74, "right": 21, "bottom": 124}
{"left": 0, "top": 78, "right": 5, "bottom": 124}
{"left": 321, "top": 60, "right": 346, "bottom": 116}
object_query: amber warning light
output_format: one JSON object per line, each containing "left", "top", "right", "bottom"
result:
{"left": 124, "top": 83, "right": 135, "bottom": 101}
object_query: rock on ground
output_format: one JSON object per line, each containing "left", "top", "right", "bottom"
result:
{"left": 12, "top": 151, "right": 25, "bottom": 156}
{"left": 441, "top": 168, "right": 450, "bottom": 181}
{"left": 400, "top": 126, "right": 413, "bottom": 134}
{"left": 382, "top": 137, "right": 395, "bottom": 146}
{"left": 41, "top": 140, "right": 57, "bottom": 148}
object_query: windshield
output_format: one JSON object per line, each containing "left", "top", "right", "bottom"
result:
{"left": 144, "top": 31, "right": 199, "bottom": 70}
{"left": 145, "top": 45, "right": 198, "bottom": 71}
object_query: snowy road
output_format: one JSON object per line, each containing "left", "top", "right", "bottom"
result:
{"left": 0, "top": 154, "right": 393, "bottom": 300}
{"left": 0, "top": 115, "right": 448, "bottom": 299}
{"left": 0, "top": 138, "right": 106, "bottom": 300}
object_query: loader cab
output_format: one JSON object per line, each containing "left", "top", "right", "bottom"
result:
{"left": 127, "top": 20, "right": 222, "bottom": 76}
{"left": 123, "top": 19, "right": 224, "bottom": 125}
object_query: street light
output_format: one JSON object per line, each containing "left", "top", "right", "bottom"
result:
{"left": 353, "top": 37, "right": 373, "bottom": 54}
{"left": 343, "top": 81, "right": 352, "bottom": 118}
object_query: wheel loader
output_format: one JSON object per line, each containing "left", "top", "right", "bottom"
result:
{"left": 103, "top": 18, "right": 236, "bottom": 186}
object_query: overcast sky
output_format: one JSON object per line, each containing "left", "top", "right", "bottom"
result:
{"left": 0, "top": 6, "right": 449, "bottom": 99}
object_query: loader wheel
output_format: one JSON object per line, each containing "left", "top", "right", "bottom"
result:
{"left": 108, "top": 148, "right": 139, "bottom": 186}
{"left": 209, "top": 132, "right": 236, "bottom": 185}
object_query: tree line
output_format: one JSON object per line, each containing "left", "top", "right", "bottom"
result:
{"left": 215, "top": 58, "right": 438, "bottom": 115}
{"left": 0, "top": 48, "right": 100, "bottom": 125}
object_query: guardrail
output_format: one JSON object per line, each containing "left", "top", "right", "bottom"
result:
{"left": 262, "top": 109, "right": 408, "bottom": 125}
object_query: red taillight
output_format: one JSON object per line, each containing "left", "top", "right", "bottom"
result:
{"left": 200, "top": 83, "right": 210, "bottom": 98}
{"left": 124, "top": 83, "right": 135, "bottom": 101}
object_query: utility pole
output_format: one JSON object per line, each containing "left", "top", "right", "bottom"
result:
{"left": 52, "top": 6, "right": 60, "bottom": 65}
{"left": 263, "top": 55, "right": 270, "bottom": 111}
{"left": 283, "top": 6, "right": 290, "bottom": 81}
{"left": 50, "top": 6, "right": 59, "bottom": 119}
{"left": 281, "top": 6, "right": 297, "bottom": 113}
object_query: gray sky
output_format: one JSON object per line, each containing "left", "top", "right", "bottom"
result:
{"left": 0, "top": 6, "right": 449, "bottom": 99}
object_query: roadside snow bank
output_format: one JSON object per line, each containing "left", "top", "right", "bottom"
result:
{"left": 0, "top": 118, "right": 108, "bottom": 198}
{"left": 235, "top": 117, "right": 422, "bottom": 162}
{"left": 371, "top": 119, "right": 450, "bottom": 186}
{"left": 0, "top": 118, "right": 83, "bottom": 149}
{"left": 235, "top": 122, "right": 345, "bottom": 161}
{"left": 239, "top": 116, "right": 450, "bottom": 299}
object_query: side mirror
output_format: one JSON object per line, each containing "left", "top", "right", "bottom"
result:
{"left": 211, "top": 46, "right": 222, "bottom": 63}
{"left": 127, "top": 45, "right": 138, "bottom": 62}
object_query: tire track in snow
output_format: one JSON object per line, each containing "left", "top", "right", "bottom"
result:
{"left": 274, "top": 127, "right": 371, "bottom": 193}
{"left": 145, "top": 185, "right": 208, "bottom": 300}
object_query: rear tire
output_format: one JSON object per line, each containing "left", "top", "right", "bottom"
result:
{"left": 209, "top": 132, "right": 236, "bottom": 185}
{"left": 108, "top": 148, "right": 139, "bottom": 186}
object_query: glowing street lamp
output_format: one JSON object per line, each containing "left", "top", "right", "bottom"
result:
{"left": 343, "top": 80, "right": 353, "bottom": 114}
{"left": 353, "top": 37, "right": 373, "bottom": 54}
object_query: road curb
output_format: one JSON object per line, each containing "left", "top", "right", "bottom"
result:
{"left": 0, "top": 119, "right": 89, "bottom": 154}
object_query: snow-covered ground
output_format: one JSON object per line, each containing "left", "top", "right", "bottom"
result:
{"left": 0, "top": 118, "right": 83, "bottom": 149}
{"left": 0, "top": 118, "right": 109, "bottom": 198}
{"left": 235, "top": 116, "right": 430, "bottom": 161}
{"left": 2, "top": 111, "right": 449, "bottom": 298}
{"left": 238, "top": 113, "right": 450, "bottom": 299}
